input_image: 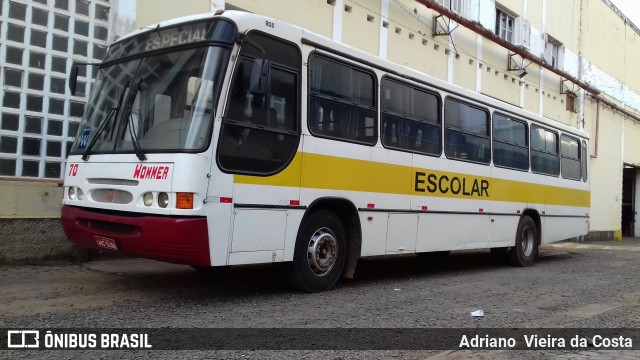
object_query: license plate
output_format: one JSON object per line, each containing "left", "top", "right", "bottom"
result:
{"left": 95, "top": 236, "right": 118, "bottom": 251}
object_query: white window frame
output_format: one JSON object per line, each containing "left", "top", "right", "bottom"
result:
{"left": 546, "top": 37, "right": 562, "bottom": 69}
{"left": 495, "top": 9, "right": 515, "bottom": 43}
{"left": 437, "top": 0, "right": 466, "bottom": 16}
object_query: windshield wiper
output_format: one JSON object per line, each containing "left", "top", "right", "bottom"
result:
{"left": 122, "top": 78, "right": 146, "bottom": 161}
{"left": 82, "top": 82, "right": 129, "bottom": 161}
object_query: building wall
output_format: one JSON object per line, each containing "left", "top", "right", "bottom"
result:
{"left": 0, "top": 0, "right": 115, "bottom": 262}
{"left": 0, "top": 0, "right": 112, "bottom": 180}
{"left": 636, "top": 170, "right": 640, "bottom": 236}
{"left": 135, "top": 0, "right": 211, "bottom": 28}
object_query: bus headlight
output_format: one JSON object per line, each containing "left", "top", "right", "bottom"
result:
{"left": 143, "top": 192, "right": 154, "bottom": 207}
{"left": 68, "top": 187, "right": 76, "bottom": 200}
{"left": 76, "top": 188, "right": 84, "bottom": 201}
{"left": 158, "top": 192, "right": 169, "bottom": 208}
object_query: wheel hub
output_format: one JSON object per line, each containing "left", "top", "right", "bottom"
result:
{"left": 307, "top": 228, "right": 338, "bottom": 276}
{"left": 521, "top": 226, "right": 534, "bottom": 257}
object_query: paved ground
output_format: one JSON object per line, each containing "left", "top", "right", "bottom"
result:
{"left": 1, "top": 238, "right": 640, "bottom": 359}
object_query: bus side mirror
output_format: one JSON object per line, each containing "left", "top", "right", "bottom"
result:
{"left": 69, "top": 64, "right": 79, "bottom": 96}
{"left": 249, "top": 58, "right": 270, "bottom": 95}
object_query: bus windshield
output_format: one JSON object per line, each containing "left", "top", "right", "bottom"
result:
{"left": 71, "top": 21, "right": 235, "bottom": 159}
{"left": 72, "top": 45, "right": 230, "bottom": 155}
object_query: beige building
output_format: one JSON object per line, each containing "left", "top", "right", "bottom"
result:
{"left": 135, "top": 0, "right": 640, "bottom": 240}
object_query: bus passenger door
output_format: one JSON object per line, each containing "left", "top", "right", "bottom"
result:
{"left": 215, "top": 31, "right": 304, "bottom": 265}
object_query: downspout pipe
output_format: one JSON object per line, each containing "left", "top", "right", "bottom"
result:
{"left": 594, "top": 98, "right": 600, "bottom": 158}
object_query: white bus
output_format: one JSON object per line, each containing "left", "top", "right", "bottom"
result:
{"left": 62, "top": 10, "right": 590, "bottom": 292}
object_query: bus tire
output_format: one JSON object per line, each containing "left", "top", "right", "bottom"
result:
{"left": 508, "top": 216, "right": 538, "bottom": 267}
{"left": 289, "top": 210, "right": 347, "bottom": 292}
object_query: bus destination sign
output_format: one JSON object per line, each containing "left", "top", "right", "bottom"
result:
{"left": 144, "top": 25, "right": 209, "bottom": 51}
{"left": 102, "top": 19, "right": 236, "bottom": 63}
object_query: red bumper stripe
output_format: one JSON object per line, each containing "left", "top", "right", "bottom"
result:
{"left": 61, "top": 205, "right": 210, "bottom": 267}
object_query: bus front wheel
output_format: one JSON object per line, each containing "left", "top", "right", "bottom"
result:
{"left": 508, "top": 216, "right": 538, "bottom": 267}
{"left": 289, "top": 210, "right": 347, "bottom": 292}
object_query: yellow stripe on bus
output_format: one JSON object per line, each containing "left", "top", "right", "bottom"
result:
{"left": 234, "top": 152, "right": 590, "bottom": 208}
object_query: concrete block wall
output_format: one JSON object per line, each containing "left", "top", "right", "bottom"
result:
{"left": 0, "top": 180, "right": 72, "bottom": 263}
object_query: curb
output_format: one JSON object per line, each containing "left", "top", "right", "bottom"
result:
{"left": 543, "top": 242, "right": 640, "bottom": 252}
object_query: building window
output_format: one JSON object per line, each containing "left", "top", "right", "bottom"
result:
{"left": 0, "top": 0, "right": 112, "bottom": 179}
{"left": 495, "top": 9, "right": 514, "bottom": 43}
{"left": 545, "top": 37, "right": 562, "bottom": 68}
{"left": 566, "top": 93, "right": 576, "bottom": 113}
{"left": 436, "top": 0, "right": 465, "bottom": 14}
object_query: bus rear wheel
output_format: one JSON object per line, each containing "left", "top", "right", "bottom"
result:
{"left": 508, "top": 216, "right": 538, "bottom": 267}
{"left": 288, "top": 210, "right": 347, "bottom": 292}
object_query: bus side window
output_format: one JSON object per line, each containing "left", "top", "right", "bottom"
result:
{"left": 444, "top": 98, "right": 490, "bottom": 164}
{"left": 308, "top": 53, "right": 377, "bottom": 145}
{"left": 492, "top": 113, "right": 528, "bottom": 171}
{"left": 560, "top": 134, "right": 581, "bottom": 180}
{"left": 531, "top": 125, "right": 560, "bottom": 176}
{"left": 380, "top": 76, "right": 441, "bottom": 156}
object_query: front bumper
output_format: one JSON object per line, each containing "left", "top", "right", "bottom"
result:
{"left": 61, "top": 205, "right": 210, "bottom": 267}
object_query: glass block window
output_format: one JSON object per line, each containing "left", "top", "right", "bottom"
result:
{"left": 28, "top": 74, "right": 45, "bottom": 91}
{"left": 77, "top": 0, "right": 90, "bottom": 16}
{"left": 30, "top": 52, "right": 47, "bottom": 70}
{"left": 31, "top": 29, "right": 48, "bottom": 48}
{"left": 51, "top": 57, "right": 68, "bottom": 73}
{"left": 25, "top": 117, "right": 43, "bottom": 134}
{"left": 32, "top": 8, "right": 50, "bottom": 27}
{"left": 6, "top": 47, "right": 24, "bottom": 65}
{"left": 48, "top": 120, "right": 64, "bottom": 136}
{"left": 0, "top": 159, "right": 17, "bottom": 176}
{"left": 1, "top": 0, "right": 112, "bottom": 179}
{"left": 4, "top": 68, "right": 23, "bottom": 87}
{"left": 23, "top": 138, "right": 42, "bottom": 156}
{"left": 1, "top": 113, "right": 21, "bottom": 131}
{"left": 73, "top": 39, "right": 88, "bottom": 56}
{"left": 22, "top": 160, "right": 40, "bottom": 177}
{"left": 47, "top": 141, "right": 62, "bottom": 157}
{"left": 51, "top": 77, "right": 66, "bottom": 94}
{"left": 55, "top": 0, "right": 69, "bottom": 10}
{"left": 55, "top": 14, "right": 70, "bottom": 31}
{"left": 49, "top": 99, "right": 65, "bottom": 115}
{"left": 96, "top": 4, "right": 109, "bottom": 21}
{"left": 7, "top": 24, "right": 25, "bottom": 42}
{"left": 3, "top": 92, "right": 21, "bottom": 109}
{"left": 53, "top": 35, "right": 68, "bottom": 52}
{"left": 75, "top": 20, "right": 90, "bottom": 36}
{"left": 9, "top": 1, "right": 27, "bottom": 21}
{"left": 0, "top": 137, "right": 19, "bottom": 154}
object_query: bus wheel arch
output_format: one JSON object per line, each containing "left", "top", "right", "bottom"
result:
{"left": 298, "top": 198, "right": 361, "bottom": 280}
{"left": 521, "top": 209, "right": 542, "bottom": 245}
